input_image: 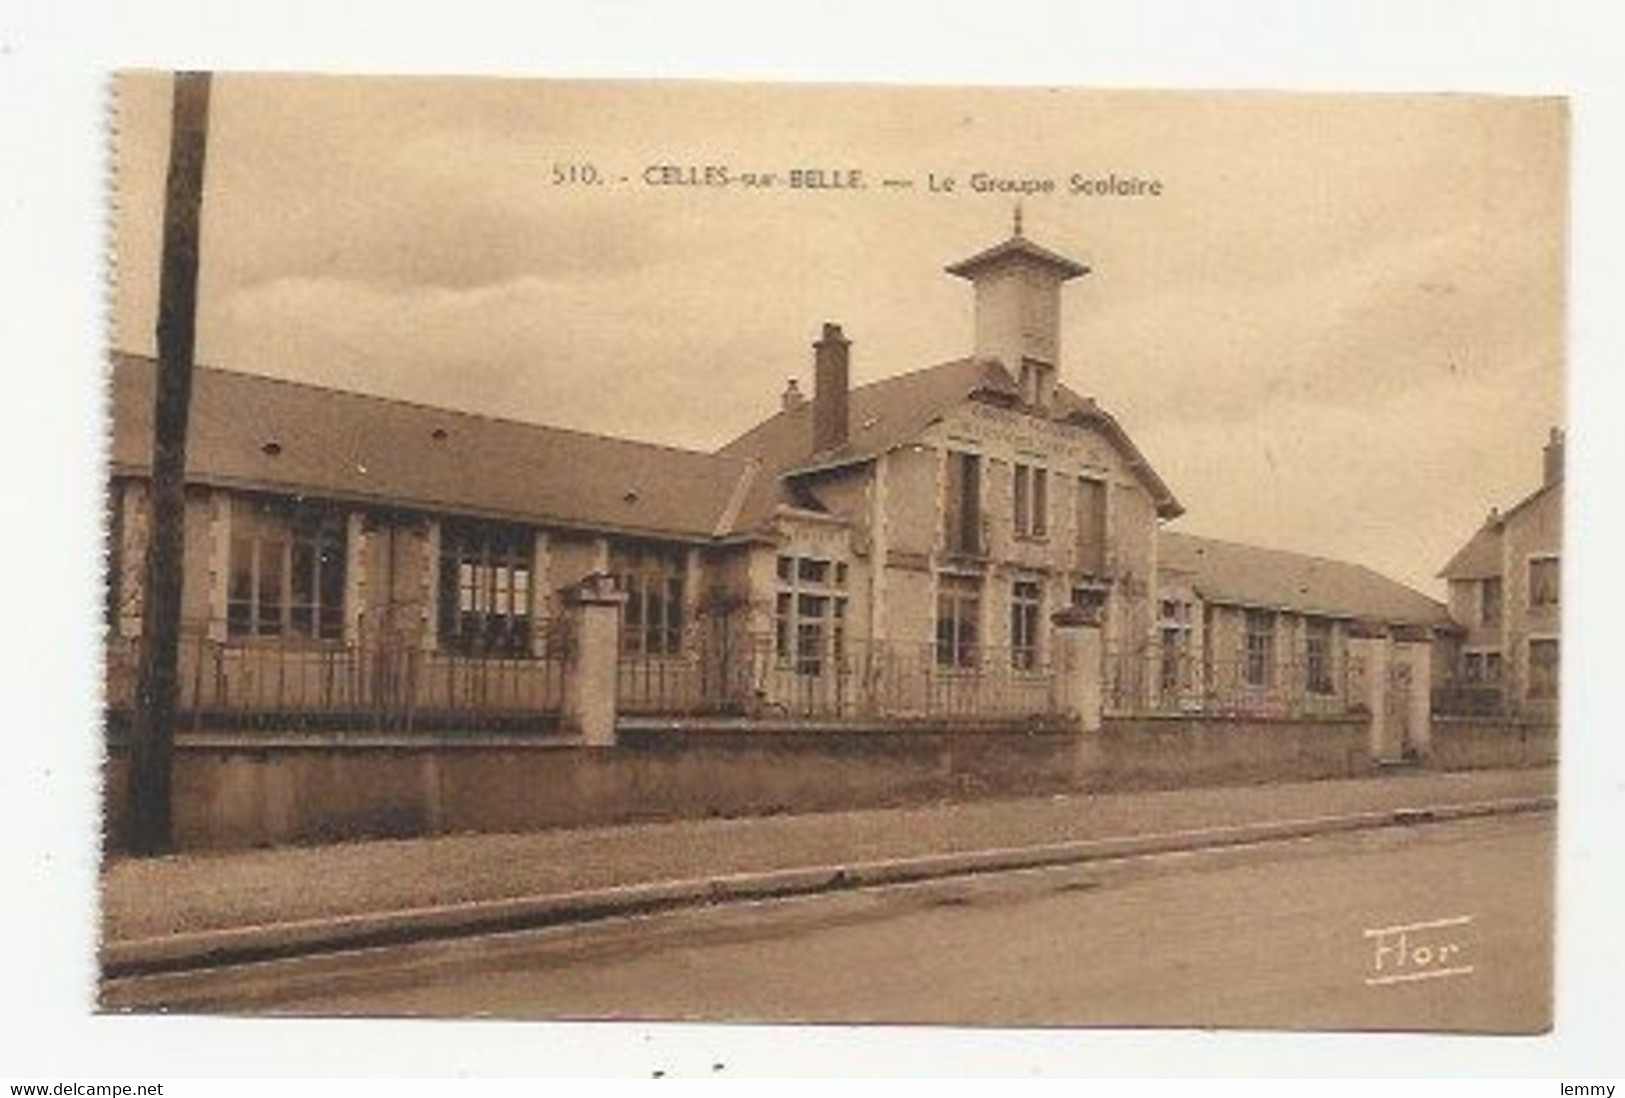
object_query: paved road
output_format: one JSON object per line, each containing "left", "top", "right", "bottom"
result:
{"left": 108, "top": 813, "right": 1554, "bottom": 1033}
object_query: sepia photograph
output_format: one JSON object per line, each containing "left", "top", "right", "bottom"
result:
{"left": 95, "top": 71, "right": 1566, "bottom": 1034}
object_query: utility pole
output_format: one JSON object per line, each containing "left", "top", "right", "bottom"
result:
{"left": 127, "top": 71, "right": 211, "bottom": 856}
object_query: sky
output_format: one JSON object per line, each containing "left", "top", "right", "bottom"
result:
{"left": 111, "top": 72, "right": 1568, "bottom": 595}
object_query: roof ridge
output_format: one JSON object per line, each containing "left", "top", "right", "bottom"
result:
{"left": 1499, "top": 478, "right": 1559, "bottom": 523}
{"left": 713, "top": 460, "right": 759, "bottom": 537}
{"left": 1346, "top": 559, "right": 1443, "bottom": 601}
{"left": 847, "top": 354, "right": 996, "bottom": 394}
{"left": 1163, "top": 529, "right": 1447, "bottom": 621}
{"left": 1163, "top": 529, "right": 1409, "bottom": 576}
{"left": 714, "top": 355, "right": 999, "bottom": 458}
{"left": 111, "top": 350, "right": 747, "bottom": 467}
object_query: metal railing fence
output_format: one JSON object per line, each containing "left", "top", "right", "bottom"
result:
{"left": 104, "top": 618, "right": 568, "bottom": 732}
{"left": 1104, "top": 643, "right": 1366, "bottom": 719}
{"left": 619, "top": 632, "right": 1059, "bottom": 721}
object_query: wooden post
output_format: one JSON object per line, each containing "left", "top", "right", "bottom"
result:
{"left": 126, "top": 72, "right": 211, "bottom": 855}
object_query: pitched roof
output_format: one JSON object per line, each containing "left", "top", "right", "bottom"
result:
{"left": 1050, "top": 386, "right": 1183, "bottom": 519}
{"left": 1436, "top": 477, "right": 1559, "bottom": 580}
{"left": 718, "top": 357, "right": 1182, "bottom": 529}
{"left": 1160, "top": 531, "right": 1451, "bottom": 628}
{"left": 1438, "top": 524, "right": 1502, "bottom": 581}
{"left": 109, "top": 352, "right": 755, "bottom": 542}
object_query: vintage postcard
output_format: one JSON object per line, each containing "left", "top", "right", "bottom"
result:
{"left": 99, "top": 72, "right": 1565, "bottom": 1033}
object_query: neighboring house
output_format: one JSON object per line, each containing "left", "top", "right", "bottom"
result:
{"left": 1437, "top": 429, "right": 1564, "bottom": 715}
{"left": 105, "top": 222, "right": 1449, "bottom": 724}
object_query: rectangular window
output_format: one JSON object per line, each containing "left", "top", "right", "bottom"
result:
{"left": 936, "top": 574, "right": 981, "bottom": 669}
{"left": 1244, "top": 609, "right": 1276, "bottom": 689}
{"left": 611, "top": 545, "right": 687, "bottom": 657}
{"left": 439, "top": 521, "right": 533, "bottom": 656}
{"left": 1528, "top": 557, "right": 1559, "bottom": 608}
{"left": 773, "top": 554, "right": 848, "bottom": 675}
{"left": 1076, "top": 477, "right": 1107, "bottom": 575}
{"left": 797, "top": 557, "right": 830, "bottom": 585}
{"left": 1464, "top": 650, "right": 1503, "bottom": 684}
{"left": 226, "top": 499, "right": 347, "bottom": 641}
{"left": 1528, "top": 639, "right": 1560, "bottom": 699}
{"left": 796, "top": 595, "right": 828, "bottom": 676}
{"left": 1159, "top": 598, "right": 1194, "bottom": 694}
{"left": 1010, "top": 579, "right": 1043, "bottom": 671}
{"left": 1013, "top": 464, "right": 1049, "bottom": 540}
{"left": 1071, "top": 585, "right": 1105, "bottom": 612}
{"left": 1159, "top": 628, "right": 1182, "bottom": 694}
{"left": 1014, "top": 465, "right": 1029, "bottom": 536}
{"left": 774, "top": 592, "right": 792, "bottom": 659}
{"left": 1305, "top": 617, "right": 1334, "bottom": 695}
{"left": 1480, "top": 577, "right": 1503, "bottom": 627}
{"left": 944, "top": 451, "right": 983, "bottom": 555}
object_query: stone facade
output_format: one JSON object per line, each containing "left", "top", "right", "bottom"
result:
{"left": 1438, "top": 429, "right": 1563, "bottom": 715}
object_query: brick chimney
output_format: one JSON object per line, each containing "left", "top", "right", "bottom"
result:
{"left": 1543, "top": 426, "right": 1565, "bottom": 486}
{"left": 812, "top": 322, "right": 850, "bottom": 455}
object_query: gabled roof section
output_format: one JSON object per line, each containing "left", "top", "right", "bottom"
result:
{"left": 945, "top": 233, "right": 1090, "bottom": 281}
{"left": 717, "top": 357, "right": 1011, "bottom": 533}
{"left": 722, "top": 356, "right": 1009, "bottom": 470}
{"left": 1438, "top": 523, "right": 1503, "bottom": 581}
{"left": 1161, "top": 531, "right": 1451, "bottom": 629}
{"left": 109, "top": 352, "right": 755, "bottom": 543}
{"left": 1052, "top": 387, "right": 1183, "bottom": 520}
{"left": 717, "top": 357, "right": 1182, "bottom": 532}
{"left": 1499, "top": 478, "right": 1560, "bottom": 525}
{"left": 1436, "top": 477, "right": 1559, "bottom": 580}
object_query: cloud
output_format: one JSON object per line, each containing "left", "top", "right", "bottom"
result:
{"left": 1075, "top": 221, "right": 1561, "bottom": 426}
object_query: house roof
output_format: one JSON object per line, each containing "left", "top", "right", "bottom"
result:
{"left": 1160, "top": 531, "right": 1451, "bottom": 628}
{"left": 1436, "top": 477, "right": 1559, "bottom": 580}
{"left": 108, "top": 352, "right": 755, "bottom": 542}
{"left": 718, "top": 356, "right": 1183, "bottom": 529}
{"left": 1438, "top": 524, "right": 1502, "bottom": 581}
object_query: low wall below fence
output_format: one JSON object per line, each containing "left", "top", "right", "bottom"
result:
{"left": 1087, "top": 714, "right": 1371, "bottom": 791}
{"left": 103, "top": 710, "right": 1405, "bottom": 851}
{"left": 1429, "top": 715, "right": 1558, "bottom": 771}
{"left": 102, "top": 723, "right": 1087, "bottom": 851}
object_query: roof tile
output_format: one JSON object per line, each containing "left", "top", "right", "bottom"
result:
{"left": 109, "top": 353, "right": 753, "bottom": 542}
{"left": 1161, "top": 531, "right": 1450, "bottom": 628}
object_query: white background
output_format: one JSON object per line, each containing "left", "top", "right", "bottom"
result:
{"left": 1, "top": 0, "right": 1621, "bottom": 1079}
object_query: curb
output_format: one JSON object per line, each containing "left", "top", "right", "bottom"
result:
{"left": 102, "top": 794, "right": 1555, "bottom": 979}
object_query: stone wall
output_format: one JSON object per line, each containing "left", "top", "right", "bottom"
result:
{"left": 101, "top": 710, "right": 1423, "bottom": 852}
{"left": 1086, "top": 714, "right": 1371, "bottom": 792}
{"left": 1429, "top": 715, "right": 1558, "bottom": 771}
{"left": 102, "top": 724, "right": 1086, "bottom": 850}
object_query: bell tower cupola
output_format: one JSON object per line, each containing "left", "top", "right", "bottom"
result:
{"left": 946, "top": 209, "right": 1090, "bottom": 411}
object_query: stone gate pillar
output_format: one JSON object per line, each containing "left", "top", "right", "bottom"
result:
{"left": 1052, "top": 604, "right": 1104, "bottom": 733}
{"left": 1395, "top": 627, "right": 1434, "bottom": 760}
{"left": 1350, "top": 622, "right": 1395, "bottom": 763}
{"left": 561, "top": 572, "right": 625, "bottom": 748}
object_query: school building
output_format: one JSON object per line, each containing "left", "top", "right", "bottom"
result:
{"left": 106, "top": 223, "right": 1458, "bottom": 738}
